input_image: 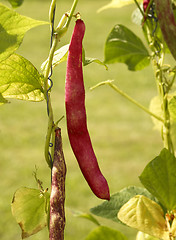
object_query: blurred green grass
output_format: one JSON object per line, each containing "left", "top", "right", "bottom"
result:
{"left": 0, "top": 0, "right": 164, "bottom": 239}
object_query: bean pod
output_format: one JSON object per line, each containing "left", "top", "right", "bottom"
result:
{"left": 154, "top": 0, "right": 176, "bottom": 60}
{"left": 50, "top": 128, "right": 66, "bottom": 240}
{"left": 65, "top": 19, "right": 110, "bottom": 200}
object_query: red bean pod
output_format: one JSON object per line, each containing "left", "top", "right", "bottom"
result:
{"left": 154, "top": 0, "right": 176, "bottom": 60}
{"left": 65, "top": 19, "right": 110, "bottom": 200}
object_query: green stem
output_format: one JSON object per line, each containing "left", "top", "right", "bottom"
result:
{"left": 142, "top": 20, "right": 174, "bottom": 154}
{"left": 65, "top": 0, "right": 79, "bottom": 28}
{"left": 155, "top": 61, "right": 174, "bottom": 154}
{"left": 44, "top": 35, "right": 58, "bottom": 168}
{"left": 91, "top": 80, "right": 164, "bottom": 123}
{"left": 49, "top": 0, "right": 56, "bottom": 28}
{"left": 44, "top": 0, "right": 79, "bottom": 168}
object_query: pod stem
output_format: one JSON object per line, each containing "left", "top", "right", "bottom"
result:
{"left": 91, "top": 80, "right": 164, "bottom": 123}
{"left": 65, "top": 0, "right": 79, "bottom": 28}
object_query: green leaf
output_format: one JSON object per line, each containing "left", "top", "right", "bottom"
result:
{"left": 71, "top": 209, "right": 100, "bottom": 226}
{"left": 85, "top": 226, "right": 128, "bottom": 240}
{"left": 11, "top": 187, "right": 50, "bottom": 239}
{"left": 139, "top": 148, "right": 176, "bottom": 210}
{"left": 0, "top": 53, "right": 44, "bottom": 101}
{"left": 104, "top": 24, "right": 150, "bottom": 71}
{"left": 83, "top": 57, "right": 108, "bottom": 70}
{"left": 118, "top": 195, "right": 169, "bottom": 239}
{"left": 82, "top": 48, "right": 108, "bottom": 69}
{"left": 98, "top": 0, "right": 135, "bottom": 13}
{"left": 41, "top": 44, "right": 69, "bottom": 74}
{"left": 7, "top": 0, "right": 24, "bottom": 8}
{"left": 0, "top": 3, "right": 48, "bottom": 63}
{"left": 90, "top": 186, "right": 156, "bottom": 223}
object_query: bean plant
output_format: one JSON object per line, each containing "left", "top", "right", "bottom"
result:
{"left": 1, "top": 0, "right": 176, "bottom": 239}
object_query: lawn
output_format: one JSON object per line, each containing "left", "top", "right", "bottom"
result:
{"left": 0, "top": 0, "right": 164, "bottom": 239}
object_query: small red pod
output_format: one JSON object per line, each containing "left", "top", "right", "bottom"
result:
{"left": 65, "top": 19, "right": 110, "bottom": 200}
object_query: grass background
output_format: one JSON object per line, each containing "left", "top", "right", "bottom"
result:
{"left": 0, "top": 0, "right": 165, "bottom": 239}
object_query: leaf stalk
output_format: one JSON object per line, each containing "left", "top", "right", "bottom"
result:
{"left": 91, "top": 80, "right": 164, "bottom": 123}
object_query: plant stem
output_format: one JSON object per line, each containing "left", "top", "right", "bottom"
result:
{"left": 49, "top": 0, "right": 56, "bottom": 29}
{"left": 142, "top": 21, "right": 174, "bottom": 154}
{"left": 91, "top": 80, "right": 164, "bottom": 123}
{"left": 65, "top": 0, "right": 79, "bottom": 28}
{"left": 44, "top": 0, "right": 79, "bottom": 168}
{"left": 154, "top": 58, "right": 174, "bottom": 154}
{"left": 44, "top": 35, "right": 58, "bottom": 168}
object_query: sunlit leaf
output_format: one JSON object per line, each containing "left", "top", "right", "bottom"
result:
{"left": 149, "top": 95, "right": 176, "bottom": 147}
{"left": 132, "top": 6, "right": 143, "bottom": 25}
{"left": 139, "top": 148, "right": 176, "bottom": 210}
{"left": 98, "top": 0, "right": 135, "bottom": 13}
{"left": 0, "top": 54, "right": 44, "bottom": 101}
{"left": 170, "top": 217, "right": 176, "bottom": 238}
{"left": 149, "top": 96, "right": 163, "bottom": 131}
{"left": 85, "top": 226, "right": 128, "bottom": 240}
{"left": 149, "top": 94, "right": 176, "bottom": 123}
{"left": 11, "top": 187, "right": 50, "bottom": 239}
{"left": 90, "top": 186, "right": 156, "bottom": 223}
{"left": 41, "top": 44, "right": 69, "bottom": 74}
{"left": 104, "top": 24, "right": 150, "bottom": 71}
{"left": 136, "top": 231, "right": 159, "bottom": 240}
{"left": 7, "top": 0, "right": 24, "bottom": 8}
{"left": 0, "top": 3, "right": 48, "bottom": 62}
{"left": 118, "top": 195, "right": 169, "bottom": 239}
{"left": 169, "top": 96, "right": 176, "bottom": 120}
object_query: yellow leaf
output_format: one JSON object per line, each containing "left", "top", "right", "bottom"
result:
{"left": 170, "top": 216, "right": 176, "bottom": 238}
{"left": 118, "top": 195, "right": 169, "bottom": 240}
{"left": 98, "top": 0, "right": 137, "bottom": 13}
{"left": 136, "top": 231, "right": 159, "bottom": 240}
